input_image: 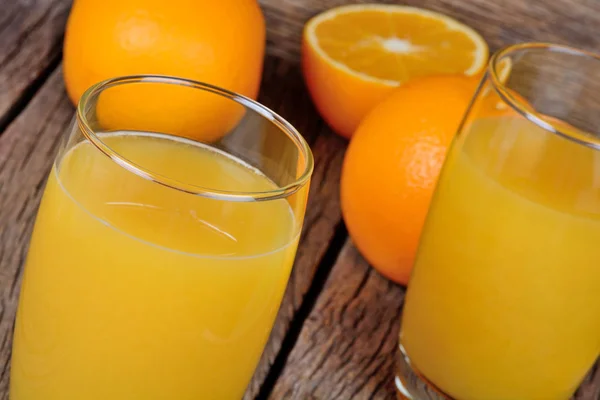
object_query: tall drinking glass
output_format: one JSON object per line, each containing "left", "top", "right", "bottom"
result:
{"left": 10, "top": 76, "right": 313, "bottom": 399}
{"left": 397, "top": 43, "right": 600, "bottom": 400}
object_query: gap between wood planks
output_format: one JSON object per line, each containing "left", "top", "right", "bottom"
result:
{"left": 0, "top": 0, "right": 71, "bottom": 137}
{"left": 0, "top": 54, "right": 62, "bottom": 136}
{"left": 255, "top": 222, "right": 348, "bottom": 400}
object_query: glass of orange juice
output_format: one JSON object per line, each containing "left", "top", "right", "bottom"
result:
{"left": 397, "top": 43, "right": 600, "bottom": 400}
{"left": 10, "top": 76, "right": 313, "bottom": 399}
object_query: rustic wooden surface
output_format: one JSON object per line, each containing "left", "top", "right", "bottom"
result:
{"left": 0, "top": 0, "right": 69, "bottom": 128}
{"left": 0, "top": 1, "right": 599, "bottom": 399}
{"left": 269, "top": 242, "right": 405, "bottom": 399}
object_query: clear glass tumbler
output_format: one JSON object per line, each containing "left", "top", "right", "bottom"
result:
{"left": 10, "top": 75, "right": 313, "bottom": 399}
{"left": 397, "top": 43, "right": 600, "bottom": 400}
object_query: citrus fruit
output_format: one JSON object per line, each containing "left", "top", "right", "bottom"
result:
{"left": 302, "top": 4, "right": 488, "bottom": 138}
{"left": 63, "top": 0, "right": 265, "bottom": 142}
{"left": 340, "top": 75, "right": 479, "bottom": 285}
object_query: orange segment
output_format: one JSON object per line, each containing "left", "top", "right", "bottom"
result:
{"left": 302, "top": 4, "right": 488, "bottom": 138}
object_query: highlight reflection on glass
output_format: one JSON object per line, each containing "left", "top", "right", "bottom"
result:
{"left": 10, "top": 76, "right": 313, "bottom": 399}
{"left": 397, "top": 43, "right": 600, "bottom": 400}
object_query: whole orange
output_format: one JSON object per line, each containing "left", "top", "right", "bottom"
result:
{"left": 63, "top": 0, "right": 265, "bottom": 142}
{"left": 341, "top": 75, "right": 479, "bottom": 285}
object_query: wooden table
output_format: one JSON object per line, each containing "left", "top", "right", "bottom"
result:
{"left": 0, "top": 0, "right": 599, "bottom": 399}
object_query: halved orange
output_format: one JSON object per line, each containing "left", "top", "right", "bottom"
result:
{"left": 302, "top": 4, "right": 488, "bottom": 137}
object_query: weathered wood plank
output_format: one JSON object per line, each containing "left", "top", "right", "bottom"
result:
{"left": 259, "top": 0, "right": 600, "bottom": 62}
{"left": 268, "top": 241, "right": 405, "bottom": 399}
{"left": 267, "top": 241, "right": 600, "bottom": 400}
{"left": 0, "top": 55, "right": 349, "bottom": 398}
{"left": 0, "top": 0, "right": 70, "bottom": 129}
{"left": 245, "top": 56, "right": 348, "bottom": 399}
{"left": 0, "top": 67, "right": 72, "bottom": 398}
{"left": 576, "top": 364, "right": 600, "bottom": 400}
{"left": 258, "top": 1, "right": 600, "bottom": 398}
{"left": 2, "top": 1, "right": 599, "bottom": 398}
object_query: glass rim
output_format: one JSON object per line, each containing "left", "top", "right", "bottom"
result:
{"left": 489, "top": 42, "right": 600, "bottom": 150}
{"left": 76, "top": 75, "right": 314, "bottom": 202}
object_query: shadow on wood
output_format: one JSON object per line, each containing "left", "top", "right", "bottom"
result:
{"left": 269, "top": 241, "right": 405, "bottom": 399}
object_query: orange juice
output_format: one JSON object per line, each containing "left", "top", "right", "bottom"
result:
{"left": 11, "top": 132, "right": 301, "bottom": 400}
{"left": 401, "top": 116, "right": 600, "bottom": 400}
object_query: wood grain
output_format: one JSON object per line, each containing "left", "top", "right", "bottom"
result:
{"left": 259, "top": 0, "right": 600, "bottom": 62}
{"left": 245, "top": 56, "right": 348, "bottom": 399}
{"left": 0, "top": 1, "right": 598, "bottom": 399}
{"left": 0, "top": 68, "right": 73, "bottom": 398}
{"left": 576, "top": 364, "right": 600, "bottom": 400}
{"left": 257, "top": 1, "right": 600, "bottom": 398}
{"left": 268, "top": 241, "right": 405, "bottom": 399}
{"left": 0, "top": 55, "right": 349, "bottom": 398}
{"left": 0, "top": 0, "right": 70, "bottom": 129}
{"left": 267, "top": 242, "right": 600, "bottom": 400}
